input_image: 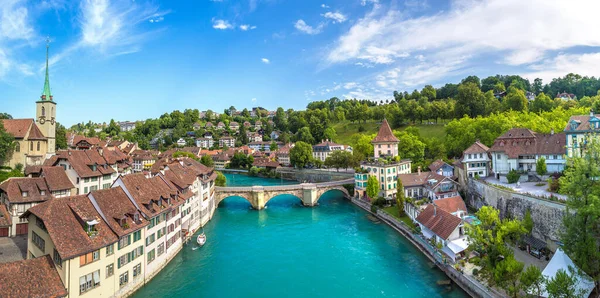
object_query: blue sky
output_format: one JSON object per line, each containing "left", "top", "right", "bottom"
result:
{"left": 1, "top": 0, "right": 600, "bottom": 126}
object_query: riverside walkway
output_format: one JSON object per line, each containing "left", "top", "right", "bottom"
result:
{"left": 215, "top": 178, "right": 354, "bottom": 209}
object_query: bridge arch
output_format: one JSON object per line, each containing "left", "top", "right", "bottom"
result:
{"left": 316, "top": 186, "right": 350, "bottom": 203}
{"left": 264, "top": 193, "right": 304, "bottom": 206}
{"left": 216, "top": 193, "right": 253, "bottom": 207}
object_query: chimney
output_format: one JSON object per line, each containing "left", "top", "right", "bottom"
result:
{"left": 591, "top": 110, "right": 594, "bottom": 118}
{"left": 550, "top": 128, "right": 554, "bottom": 135}
{"left": 433, "top": 204, "right": 437, "bottom": 216}
{"left": 417, "top": 166, "right": 421, "bottom": 175}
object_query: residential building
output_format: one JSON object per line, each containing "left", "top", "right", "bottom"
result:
{"left": 490, "top": 128, "right": 566, "bottom": 176}
{"left": 229, "top": 122, "right": 239, "bottom": 131}
{"left": 217, "top": 122, "right": 225, "bottom": 130}
{"left": 372, "top": 119, "right": 398, "bottom": 158}
{"left": 355, "top": 119, "right": 411, "bottom": 199}
{"left": 44, "top": 149, "right": 119, "bottom": 194}
{"left": 118, "top": 121, "right": 136, "bottom": 132}
{"left": 205, "top": 122, "right": 213, "bottom": 129}
{"left": 270, "top": 130, "right": 280, "bottom": 140}
{"left": 131, "top": 150, "right": 157, "bottom": 173}
{"left": 176, "top": 138, "right": 186, "bottom": 147}
{"left": 213, "top": 153, "right": 231, "bottom": 169}
{"left": 428, "top": 159, "right": 454, "bottom": 177}
{"left": 556, "top": 92, "right": 576, "bottom": 100}
{"left": 196, "top": 137, "right": 214, "bottom": 149}
{"left": 0, "top": 255, "right": 68, "bottom": 298}
{"left": 525, "top": 91, "right": 536, "bottom": 101}
{"left": 243, "top": 121, "right": 251, "bottom": 128}
{"left": 250, "top": 133, "right": 263, "bottom": 142}
{"left": 433, "top": 195, "right": 468, "bottom": 219}
{"left": 192, "top": 123, "right": 201, "bottom": 130}
{"left": 565, "top": 111, "right": 600, "bottom": 157}
{"left": 219, "top": 137, "right": 236, "bottom": 148}
{"left": 276, "top": 143, "right": 294, "bottom": 166}
{"left": 416, "top": 204, "right": 467, "bottom": 262}
{"left": 0, "top": 167, "right": 74, "bottom": 237}
{"left": 397, "top": 168, "right": 459, "bottom": 201}
{"left": 255, "top": 120, "right": 262, "bottom": 130}
{"left": 312, "top": 140, "right": 350, "bottom": 162}
{"left": 460, "top": 141, "right": 491, "bottom": 178}
{"left": 248, "top": 141, "right": 282, "bottom": 152}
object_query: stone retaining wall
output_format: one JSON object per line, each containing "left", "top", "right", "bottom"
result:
{"left": 467, "top": 179, "right": 565, "bottom": 244}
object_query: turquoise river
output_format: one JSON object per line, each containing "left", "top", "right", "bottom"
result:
{"left": 132, "top": 173, "right": 468, "bottom": 297}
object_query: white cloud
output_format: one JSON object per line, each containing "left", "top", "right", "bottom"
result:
{"left": 251, "top": 97, "right": 257, "bottom": 102}
{"left": 149, "top": 15, "right": 164, "bottom": 23}
{"left": 344, "top": 82, "right": 358, "bottom": 89}
{"left": 212, "top": 18, "right": 233, "bottom": 30}
{"left": 360, "top": 0, "right": 379, "bottom": 6}
{"left": 522, "top": 52, "right": 600, "bottom": 84}
{"left": 261, "top": 58, "right": 270, "bottom": 64}
{"left": 328, "top": 0, "right": 600, "bottom": 68}
{"left": 239, "top": 24, "right": 257, "bottom": 31}
{"left": 1, "top": 0, "right": 34, "bottom": 40}
{"left": 322, "top": 12, "right": 346, "bottom": 23}
{"left": 294, "top": 19, "right": 323, "bottom": 35}
{"left": 321, "top": 4, "right": 329, "bottom": 8}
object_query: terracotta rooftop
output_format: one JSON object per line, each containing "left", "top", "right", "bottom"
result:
{"left": 416, "top": 204, "right": 462, "bottom": 240}
{"left": 0, "top": 255, "right": 68, "bottom": 298}
{"left": 0, "top": 204, "right": 11, "bottom": 227}
{"left": 0, "top": 177, "right": 52, "bottom": 204}
{"left": 489, "top": 128, "right": 565, "bottom": 158}
{"left": 120, "top": 174, "right": 181, "bottom": 217}
{"left": 22, "top": 195, "right": 118, "bottom": 260}
{"left": 428, "top": 159, "right": 452, "bottom": 172}
{"left": 40, "top": 166, "right": 75, "bottom": 191}
{"left": 1, "top": 119, "right": 47, "bottom": 140}
{"left": 45, "top": 150, "right": 115, "bottom": 178}
{"left": 372, "top": 119, "right": 399, "bottom": 143}
{"left": 463, "top": 141, "right": 490, "bottom": 154}
{"left": 565, "top": 114, "right": 600, "bottom": 132}
{"left": 433, "top": 196, "right": 467, "bottom": 214}
{"left": 90, "top": 187, "right": 148, "bottom": 237}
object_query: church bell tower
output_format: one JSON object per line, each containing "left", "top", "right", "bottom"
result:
{"left": 36, "top": 39, "right": 56, "bottom": 155}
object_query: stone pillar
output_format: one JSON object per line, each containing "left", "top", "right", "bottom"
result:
{"left": 301, "top": 184, "right": 318, "bottom": 207}
{"left": 251, "top": 186, "right": 266, "bottom": 210}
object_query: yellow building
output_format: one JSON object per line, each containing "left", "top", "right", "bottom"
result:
{"left": 2, "top": 43, "right": 56, "bottom": 168}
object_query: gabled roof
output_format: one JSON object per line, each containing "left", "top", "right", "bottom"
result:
{"left": 41, "top": 166, "right": 75, "bottom": 191}
{"left": 22, "top": 195, "right": 118, "bottom": 260}
{"left": 0, "top": 255, "right": 67, "bottom": 298}
{"left": 463, "top": 141, "right": 489, "bottom": 154}
{"left": 90, "top": 187, "right": 148, "bottom": 237}
{"left": 489, "top": 128, "right": 565, "bottom": 158}
{"left": 428, "top": 159, "right": 452, "bottom": 172}
{"left": 0, "top": 177, "right": 52, "bottom": 203}
{"left": 119, "top": 174, "right": 181, "bottom": 217}
{"left": 1, "top": 119, "right": 47, "bottom": 140}
{"left": 433, "top": 196, "right": 467, "bottom": 214}
{"left": 416, "top": 204, "right": 462, "bottom": 240}
{"left": 372, "top": 119, "right": 399, "bottom": 143}
{"left": 565, "top": 114, "right": 600, "bottom": 132}
{"left": 45, "top": 150, "right": 115, "bottom": 178}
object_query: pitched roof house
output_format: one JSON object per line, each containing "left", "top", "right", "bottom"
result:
{"left": 0, "top": 255, "right": 68, "bottom": 298}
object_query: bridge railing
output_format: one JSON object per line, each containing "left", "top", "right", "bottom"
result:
{"left": 215, "top": 187, "right": 255, "bottom": 191}
{"left": 314, "top": 179, "right": 354, "bottom": 187}
{"left": 215, "top": 178, "right": 355, "bottom": 192}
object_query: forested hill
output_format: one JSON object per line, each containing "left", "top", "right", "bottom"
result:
{"left": 67, "top": 73, "right": 598, "bottom": 169}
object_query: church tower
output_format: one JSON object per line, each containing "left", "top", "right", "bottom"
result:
{"left": 36, "top": 40, "right": 56, "bottom": 155}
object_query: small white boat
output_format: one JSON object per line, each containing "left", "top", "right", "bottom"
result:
{"left": 197, "top": 233, "right": 206, "bottom": 246}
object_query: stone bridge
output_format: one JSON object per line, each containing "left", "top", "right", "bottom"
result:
{"left": 215, "top": 179, "right": 354, "bottom": 210}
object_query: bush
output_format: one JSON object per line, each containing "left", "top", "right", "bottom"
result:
{"left": 507, "top": 169, "right": 520, "bottom": 184}
{"left": 358, "top": 125, "right": 365, "bottom": 132}
{"left": 370, "top": 204, "right": 378, "bottom": 213}
{"left": 469, "top": 256, "right": 480, "bottom": 265}
{"left": 372, "top": 197, "right": 387, "bottom": 207}
{"left": 548, "top": 177, "right": 560, "bottom": 192}
{"left": 248, "top": 166, "right": 259, "bottom": 177}
{"left": 472, "top": 268, "right": 479, "bottom": 276}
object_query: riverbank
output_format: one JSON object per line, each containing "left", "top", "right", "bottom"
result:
{"left": 348, "top": 197, "right": 502, "bottom": 298}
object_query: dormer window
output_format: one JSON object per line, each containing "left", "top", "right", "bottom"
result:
{"left": 120, "top": 218, "right": 127, "bottom": 228}
{"left": 40, "top": 190, "right": 46, "bottom": 195}
{"left": 85, "top": 220, "right": 99, "bottom": 236}
{"left": 22, "top": 191, "right": 28, "bottom": 197}
{"left": 133, "top": 213, "right": 139, "bottom": 222}
{"left": 570, "top": 122, "right": 578, "bottom": 130}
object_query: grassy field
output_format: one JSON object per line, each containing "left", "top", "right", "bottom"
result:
{"left": 332, "top": 120, "right": 447, "bottom": 145}
{"left": 382, "top": 205, "right": 416, "bottom": 229}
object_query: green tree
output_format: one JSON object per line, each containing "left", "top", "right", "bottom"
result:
{"left": 55, "top": 122, "right": 68, "bottom": 150}
{"left": 532, "top": 92, "right": 555, "bottom": 113}
{"left": 0, "top": 121, "right": 15, "bottom": 165}
{"left": 215, "top": 171, "right": 227, "bottom": 186}
{"left": 351, "top": 134, "right": 375, "bottom": 161}
{"left": 494, "top": 255, "right": 524, "bottom": 298}
{"left": 520, "top": 265, "right": 545, "bottom": 297}
{"left": 324, "top": 150, "right": 355, "bottom": 171}
{"left": 366, "top": 175, "right": 379, "bottom": 200}
{"left": 396, "top": 178, "right": 405, "bottom": 217}
{"left": 507, "top": 169, "right": 520, "bottom": 184}
{"left": 532, "top": 78, "right": 544, "bottom": 94}
{"left": 394, "top": 131, "right": 425, "bottom": 163}
{"left": 503, "top": 87, "right": 529, "bottom": 112}
{"left": 493, "top": 82, "right": 506, "bottom": 93}
{"left": 323, "top": 127, "right": 337, "bottom": 142}
{"left": 248, "top": 166, "right": 259, "bottom": 177}
{"left": 523, "top": 209, "right": 534, "bottom": 235}
{"left": 421, "top": 85, "right": 436, "bottom": 100}
{"left": 455, "top": 82, "right": 485, "bottom": 118}
{"left": 536, "top": 157, "right": 547, "bottom": 176}
{"left": 546, "top": 268, "right": 584, "bottom": 298}
{"left": 200, "top": 155, "right": 214, "bottom": 167}
{"left": 290, "top": 141, "right": 313, "bottom": 168}
{"left": 559, "top": 139, "right": 600, "bottom": 290}
{"left": 105, "top": 119, "right": 121, "bottom": 137}
{"left": 295, "top": 127, "right": 315, "bottom": 144}
{"left": 270, "top": 142, "right": 278, "bottom": 152}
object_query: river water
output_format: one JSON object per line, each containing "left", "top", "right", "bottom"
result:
{"left": 132, "top": 173, "right": 467, "bottom": 297}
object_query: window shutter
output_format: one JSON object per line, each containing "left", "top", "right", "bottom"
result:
{"left": 80, "top": 255, "right": 86, "bottom": 266}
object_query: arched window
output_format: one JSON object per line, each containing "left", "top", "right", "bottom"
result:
{"left": 42, "top": 106, "right": 45, "bottom": 117}
{"left": 30, "top": 142, "right": 33, "bottom": 151}
{"left": 37, "top": 142, "right": 40, "bottom": 151}
{"left": 15, "top": 143, "right": 20, "bottom": 152}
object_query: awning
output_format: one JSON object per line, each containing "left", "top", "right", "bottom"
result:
{"left": 539, "top": 248, "right": 595, "bottom": 298}
{"left": 523, "top": 234, "right": 546, "bottom": 250}
{"left": 86, "top": 219, "right": 99, "bottom": 226}
{"left": 448, "top": 237, "right": 470, "bottom": 254}
{"left": 421, "top": 227, "right": 434, "bottom": 239}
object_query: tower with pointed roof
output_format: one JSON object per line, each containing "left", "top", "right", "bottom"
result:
{"left": 36, "top": 39, "right": 57, "bottom": 155}
{"left": 372, "top": 119, "right": 399, "bottom": 158}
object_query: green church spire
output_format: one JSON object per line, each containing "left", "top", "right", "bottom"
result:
{"left": 41, "top": 38, "right": 52, "bottom": 101}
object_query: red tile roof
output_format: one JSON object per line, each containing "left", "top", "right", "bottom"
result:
{"left": 120, "top": 174, "right": 181, "bottom": 217}
{"left": 0, "top": 177, "right": 52, "bottom": 203}
{"left": 22, "top": 195, "right": 118, "bottom": 260}
{"left": 45, "top": 150, "right": 115, "bottom": 178}
{"left": 416, "top": 204, "right": 462, "bottom": 240}
{"left": 41, "top": 166, "right": 75, "bottom": 191}
{"left": 1, "top": 119, "right": 47, "bottom": 140}
{"left": 90, "top": 187, "right": 148, "bottom": 237}
{"left": 428, "top": 159, "right": 451, "bottom": 172}
{"left": 433, "top": 196, "right": 467, "bottom": 214}
{"left": 489, "top": 128, "right": 565, "bottom": 158}
{"left": 463, "top": 141, "right": 489, "bottom": 154}
{"left": 372, "top": 119, "right": 399, "bottom": 143}
{"left": 0, "top": 255, "right": 68, "bottom": 298}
